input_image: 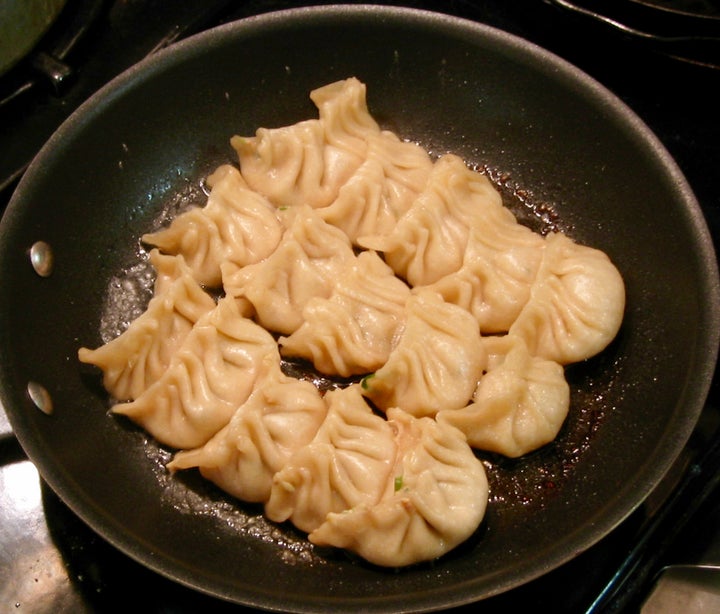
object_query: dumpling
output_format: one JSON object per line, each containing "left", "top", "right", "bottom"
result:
{"left": 309, "top": 77, "right": 380, "bottom": 158}
{"left": 231, "top": 120, "right": 345, "bottom": 209}
{"left": 166, "top": 358, "right": 327, "bottom": 503}
{"left": 316, "top": 131, "right": 433, "bottom": 244}
{"left": 231, "top": 78, "right": 377, "bottom": 209}
{"left": 361, "top": 289, "right": 486, "bottom": 417}
{"left": 112, "top": 296, "right": 278, "bottom": 449}
{"left": 421, "top": 222, "right": 545, "bottom": 334}
{"left": 151, "top": 247, "right": 205, "bottom": 295}
{"left": 142, "top": 165, "right": 283, "bottom": 288}
{"left": 265, "top": 385, "right": 396, "bottom": 534}
{"left": 279, "top": 250, "right": 411, "bottom": 377}
{"left": 509, "top": 232, "right": 625, "bottom": 364}
{"left": 221, "top": 206, "right": 356, "bottom": 335}
{"left": 309, "top": 407, "right": 488, "bottom": 567}
{"left": 437, "top": 334, "right": 570, "bottom": 457}
{"left": 78, "top": 250, "right": 215, "bottom": 401}
{"left": 358, "top": 154, "right": 504, "bottom": 286}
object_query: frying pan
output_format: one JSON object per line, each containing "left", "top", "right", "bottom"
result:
{"left": 1, "top": 5, "right": 718, "bottom": 612}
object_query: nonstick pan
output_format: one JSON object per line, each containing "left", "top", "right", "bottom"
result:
{"left": 1, "top": 5, "right": 718, "bottom": 613}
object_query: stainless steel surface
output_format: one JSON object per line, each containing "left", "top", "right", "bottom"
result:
{"left": 26, "top": 381, "right": 53, "bottom": 415}
{"left": 642, "top": 565, "right": 720, "bottom": 613}
{"left": 0, "top": 458, "right": 87, "bottom": 613}
{"left": 29, "top": 240, "right": 53, "bottom": 277}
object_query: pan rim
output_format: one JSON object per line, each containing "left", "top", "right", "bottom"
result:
{"left": 1, "top": 4, "right": 719, "bottom": 612}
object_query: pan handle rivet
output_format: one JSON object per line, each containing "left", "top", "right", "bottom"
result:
{"left": 27, "top": 381, "right": 53, "bottom": 415}
{"left": 30, "top": 241, "right": 54, "bottom": 277}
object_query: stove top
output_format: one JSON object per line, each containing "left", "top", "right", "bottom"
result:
{"left": 1, "top": 1, "right": 719, "bottom": 612}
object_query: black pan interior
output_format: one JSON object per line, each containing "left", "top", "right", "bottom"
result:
{"left": 1, "top": 6, "right": 718, "bottom": 613}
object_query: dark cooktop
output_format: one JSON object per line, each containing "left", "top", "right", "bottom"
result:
{"left": 1, "top": 1, "right": 719, "bottom": 612}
